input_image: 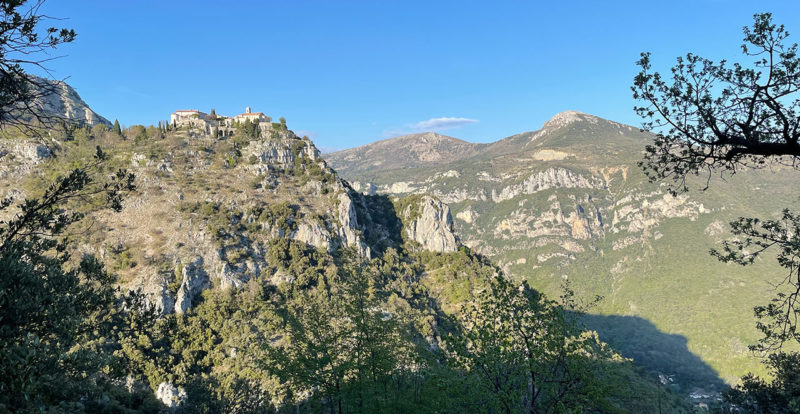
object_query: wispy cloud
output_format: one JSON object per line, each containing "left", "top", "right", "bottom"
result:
{"left": 411, "top": 117, "right": 478, "bottom": 131}
{"left": 383, "top": 116, "right": 478, "bottom": 138}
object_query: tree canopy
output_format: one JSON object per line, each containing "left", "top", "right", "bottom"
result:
{"left": 633, "top": 13, "right": 800, "bottom": 194}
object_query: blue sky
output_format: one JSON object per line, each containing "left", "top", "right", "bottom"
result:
{"left": 36, "top": 1, "right": 800, "bottom": 151}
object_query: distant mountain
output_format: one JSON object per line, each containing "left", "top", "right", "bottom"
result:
{"left": 4, "top": 76, "right": 111, "bottom": 127}
{"left": 324, "top": 110, "right": 800, "bottom": 397}
{"left": 327, "top": 132, "right": 485, "bottom": 177}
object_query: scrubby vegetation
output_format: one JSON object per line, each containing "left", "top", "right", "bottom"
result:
{"left": 0, "top": 128, "right": 691, "bottom": 412}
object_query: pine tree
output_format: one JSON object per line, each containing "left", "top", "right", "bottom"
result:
{"left": 113, "top": 119, "right": 122, "bottom": 135}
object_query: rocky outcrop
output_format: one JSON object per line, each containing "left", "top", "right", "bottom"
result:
{"left": 456, "top": 207, "right": 478, "bottom": 223}
{"left": 336, "top": 192, "right": 370, "bottom": 256}
{"left": 492, "top": 168, "right": 603, "bottom": 202}
{"left": 174, "top": 258, "right": 210, "bottom": 314}
{"left": 156, "top": 382, "right": 186, "bottom": 410}
{"left": 291, "top": 221, "right": 332, "bottom": 251}
{"left": 249, "top": 141, "right": 296, "bottom": 165}
{"left": 612, "top": 193, "right": 707, "bottom": 233}
{"left": 0, "top": 140, "right": 54, "bottom": 180}
{"left": 402, "top": 196, "right": 458, "bottom": 253}
{"left": 350, "top": 181, "right": 378, "bottom": 195}
{"left": 141, "top": 273, "right": 175, "bottom": 316}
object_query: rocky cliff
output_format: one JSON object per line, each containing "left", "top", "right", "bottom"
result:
{"left": 5, "top": 75, "right": 111, "bottom": 127}
{"left": 399, "top": 195, "right": 459, "bottom": 253}
{"left": 2, "top": 120, "right": 463, "bottom": 317}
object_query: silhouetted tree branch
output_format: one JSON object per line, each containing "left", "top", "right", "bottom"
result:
{"left": 633, "top": 13, "right": 800, "bottom": 194}
{"left": 0, "top": 0, "right": 77, "bottom": 132}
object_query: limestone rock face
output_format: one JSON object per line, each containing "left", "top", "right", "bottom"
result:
{"left": 0, "top": 141, "right": 54, "bottom": 180}
{"left": 335, "top": 192, "right": 370, "bottom": 256}
{"left": 492, "top": 168, "right": 603, "bottom": 202}
{"left": 11, "top": 142, "right": 52, "bottom": 163}
{"left": 350, "top": 181, "right": 377, "bottom": 195}
{"left": 291, "top": 221, "right": 332, "bottom": 251}
{"left": 249, "top": 141, "right": 296, "bottom": 165}
{"left": 156, "top": 382, "right": 186, "bottom": 410}
{"left": 174, "top": 258, "right": 210, "bottom": 314}
{"left": 14, "top": 75, "right": 111, "bottom": 126}
{"left": 141, "top": 273, "right": 175, "bottom": 316}
{"left": 402, "top": 196, "right": 458, "bottom": 253}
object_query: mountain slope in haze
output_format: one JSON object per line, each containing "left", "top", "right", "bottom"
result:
{"left": 325, "top": 110, "right": 800, "bottom": 398}
{"left": 326, "top": 131, "right": 485, "bottom": 178}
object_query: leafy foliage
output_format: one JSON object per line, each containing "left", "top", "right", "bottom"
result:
{"left": 724, "top": 351, "right": 800, "bottom": 413}
{"left": 633, "top": 13, "right": 800, "bottom": 194}
{"left": 447, "top": 276, "right": 612, "bottom": 413}
{"left": 634, "top": 12, "right": 800, "bottom": 408}
{"left": 0, "top": 150, "right": 160, "bottom": 411}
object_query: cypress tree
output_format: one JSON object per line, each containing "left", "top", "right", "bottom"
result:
{"left": 112, "top": 119, "right": 122, "bottom": 135}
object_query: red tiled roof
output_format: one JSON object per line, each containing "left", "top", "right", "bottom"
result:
{"left": 236, "top": 112, "right": 266, "bottom": 117}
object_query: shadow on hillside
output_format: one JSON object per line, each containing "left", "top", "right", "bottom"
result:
{"left": 579, "top": 313, "right": 727, "bottom": 394}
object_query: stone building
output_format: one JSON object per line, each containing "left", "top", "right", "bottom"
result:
{"left": 170, "top": 107, "right": 272, "bottom": 137}
{"left": 170, "top": 109, "right": 206, "bottom": 125}
{"left": 233, "top": 106, "right": 270, "bottom": 124}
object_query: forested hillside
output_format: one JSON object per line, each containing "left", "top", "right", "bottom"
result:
{"left": 0, "top": 115, "right": 692, "bottom": 412}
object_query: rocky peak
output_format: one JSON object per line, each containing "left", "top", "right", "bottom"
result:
{"left": 16, "top": 76, "right": 111, "bottom": 127}
{"left": 541, "top": 110, "right": 598, "bottom": 131}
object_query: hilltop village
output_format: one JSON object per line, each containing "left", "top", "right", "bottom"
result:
{"left": 169, "top": 107, "right": 273, "bottom": 136}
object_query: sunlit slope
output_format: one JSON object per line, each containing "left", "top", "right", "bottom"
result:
{"left": 326, "top": 110, "right": 800, "bottom": 391}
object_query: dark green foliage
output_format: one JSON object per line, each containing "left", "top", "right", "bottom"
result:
{"left": 110, "top": 243, "right": 138, "bottom": 271}
{"left": 446, "top": 276, "right": 608, "bottom": 413}
{"left": 0, "top": 151, "right": 160, "bottom": 411}
{"left": 237, "top": 119, "right": 259, "bottom": 140}
{"left": 724, "top": 352, "right": 800, "bottom": 413}
{"left": 113, "top": 119, "right": 122, "bottom": 135}
{"left": 712, "top": 210, "right": 800, "bottom": 351}
{"left": 392, "top": 194, "right": 425, "bottom": 223}
{"left": 253, "top": 201, "right": 298, "bottom": 233}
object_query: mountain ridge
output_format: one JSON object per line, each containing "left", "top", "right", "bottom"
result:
{"left": 327, "top": 131, "right": 486, "bottom": 177}
{"left": 327, "top": 111, "right": 648, "bottom": 177}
